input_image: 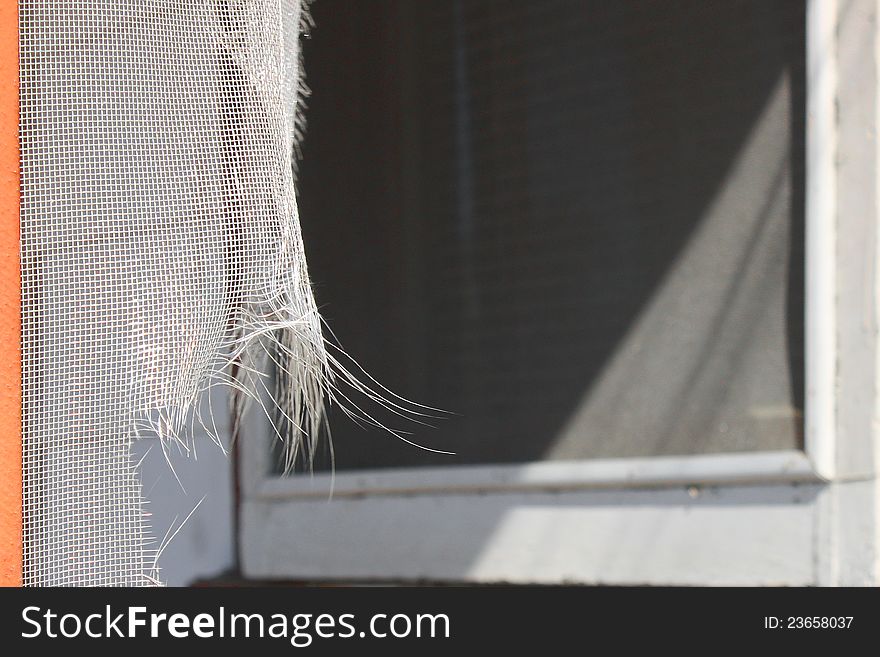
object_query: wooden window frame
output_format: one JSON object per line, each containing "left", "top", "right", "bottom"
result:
{"left": 239, "top": 0, "right": 880, "bottom": 586}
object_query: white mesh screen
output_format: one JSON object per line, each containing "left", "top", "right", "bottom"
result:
{"left": 20, "top": 0, "right": 326, "bottom": 586}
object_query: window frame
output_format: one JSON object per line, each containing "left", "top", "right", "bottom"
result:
{"left": 239, "top": 0, "right": 880, "bottom": 585}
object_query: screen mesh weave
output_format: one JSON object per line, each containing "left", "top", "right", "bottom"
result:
{"left": 20, "top": 0, "right": 325, "bottom": 586}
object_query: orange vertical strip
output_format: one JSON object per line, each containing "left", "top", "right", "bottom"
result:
{"left": 0, "top": 0, "right": 21, "bottom": 586}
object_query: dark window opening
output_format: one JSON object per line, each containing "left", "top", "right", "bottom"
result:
{"left": 292, "top": 0, "right": 806, "bottom": 471}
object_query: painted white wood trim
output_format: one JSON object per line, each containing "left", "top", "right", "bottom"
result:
{"left": 255, "top": 450, "right": 821, "bottom": 500}
{"left": 805, "top": 0, "right": 838, "bottom": 480}
{"left": 875, "top": 0, "right": 880, "bottom": 482}
{"left": 240, "top": 399, "right": 271, "bottom": 498}
{"left": 242, "top": 481, "right": 821, "bottom": 585}
{"left": 832, "top": 0, "right": 880, "bottom": 479}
